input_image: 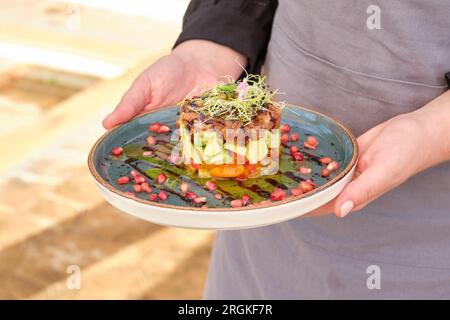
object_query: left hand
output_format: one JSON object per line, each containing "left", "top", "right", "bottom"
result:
{"left": 305, "top": 112, "right": 430, "bottom": 218}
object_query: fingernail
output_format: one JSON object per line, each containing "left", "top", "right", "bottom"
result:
{"left": 339, "top": 200, "right": 354, "bottom": 218}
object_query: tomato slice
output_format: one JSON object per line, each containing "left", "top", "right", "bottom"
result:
{"left": 210, "top": 165, "right": 245, "bottom": 178}
{"left": 244, "top": 164, "right": 257, "bottom": 174}
{"left": 189, "top": 162, "right": 201, "bottom": 170}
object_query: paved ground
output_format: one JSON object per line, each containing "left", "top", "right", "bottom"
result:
{"left": 0, "top": 0, "right": 215, "bottom": 299}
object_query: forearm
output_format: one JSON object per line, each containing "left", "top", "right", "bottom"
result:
{"left": 412, "top": 90, "right": 450, "bottom": 170}
{"left": 172, "top": 39, "right": 247, "bottom": 80}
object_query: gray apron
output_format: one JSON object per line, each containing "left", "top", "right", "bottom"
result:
{"left": 205, "top": 0, "right": 450, "bottom": 299}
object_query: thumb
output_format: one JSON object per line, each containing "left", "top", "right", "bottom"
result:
{"left": 102, "top": 73, "right": 152, "bottom": 129}
{"left": 333, "top": 157, "right": 392, "bottom": 218}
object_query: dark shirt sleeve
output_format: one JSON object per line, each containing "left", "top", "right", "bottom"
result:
{"left": 173, "top": 0, "right": 278, "bottom": 75}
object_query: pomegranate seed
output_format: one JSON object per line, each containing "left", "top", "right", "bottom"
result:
{"left": 214, "top": 193, "right": 223, "bottom": 200}
{"left": 186, "top": 191, "right": 197, "bottom": 200}
{"left": 306, "top": 136, "right": 318, "bottom": 145}
{"left": 327, "top": 161, "right": 340, "bottom": 172}
{"left": 319, "top": 157, "right": 332, "bottom": 165}
{"left": 281, "top": 133, "right": 290, "bottom": 145}
{"left": 149, "top": 193, "right": 158, "bottom": 201}
{"left": 306, "top": 179, "right": 317, "bottom": 187}
{"left": 157, "top": 125, "right": 170, "bottom": 134}
{"left": 180, "top": 182, "right": 189, "bottom": 193}
{"left": 321, "top": 168, "right": 330, "bottom": 177}
{"left": 193, "top": 197, "right": 207, "bottom": 204}
{"left": 141, "top": 182, "right": 152, "bottom": 193}
{"left": 280, "top": 123, "right": 291, "bottom": 133}
{"left": 117, "top": 176, "right": 130, "bottom": 185}
{"left": 130, "top": 170, "right": 139, "bottom": 178}
{"left": 158, "top": 191, "right": 168, "bottom": 201}
{"left": 291, "top": 187, "right": 303, "bottom": 196}
{"left": 270, "top": 188, "right": 286, "bottom": 201}
{"left": 146, "top": 136, "right": 156, "bottom": 145}
{"left": 143, "top": 151, "right": 153, "bottom": 157}
{"left": 299, "top": 166, "right": 312, "bottom": 174}
{"left": 205, "top": 181, "right": 217, "bottom": 191}
{"left": 149, "top": 122, "right": 162, "bottom": 133}
{"left": 230, "top": 199, "right": 243, "bottom": 207}
{"left": 134, "top": 176, "right": 146, "bottom": 184}
{"left": 304, "top": 136, "right": 319, "bottom": 149}
{"left": 133, "top": 184, "right": 143, "bottom": 193}
{"left": 299, "top": 181, "right": 314, "bottom": 193}
{"left": 111, "top": 147, "right": 123, "bottom": 156}
{"left": 290, "top": 133, "right": 299, "bottom": 142}
{"left": 156, "top": 173, "right": 167, "bottom": 184}
{"left": 242, "top": 195, "right": 251, "bottom": 206}
{"left": 290, "top": 145, "right": 299, "bottom": 154}
{"left": 292, "top": 152, "right": 304, "bottom": 161}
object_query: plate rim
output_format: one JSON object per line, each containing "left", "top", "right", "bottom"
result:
{"left": 88, "top": 104, "right": 359, "bottom": 213}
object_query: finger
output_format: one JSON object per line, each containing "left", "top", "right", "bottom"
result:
{"left": 356, "top": 121, "right": 386, "bottom": 153}
{"left": 333, "top": 157, "right": 391, "bottom": 218}
{"left": 302, "top": 200, "right": 334, "bottom": 218}
{"left": 352, "top": 121, "right": 387, "bottom": 172}
{"left": 302, "top": 170, "right": 363, "bottom": 218}
{"left": 102, "top": 74, "right": 152, "bottom": 129}
{"left": 304, "top": 122, "right": 388, "bottom": 218}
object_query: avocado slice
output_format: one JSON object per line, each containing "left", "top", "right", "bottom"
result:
{"left": 266, "top": 130, "right": 281, "bottom": 148}
{"left": 202, "top": 130, "right": 220, "bottom": 142}
{"left": 181, "top": 129, "right": 202, "bottom": 164}
{"left": 224, "top": 141, "right": 247, "bottom": 157}
{"left": 203, "top": 139, "right": 224, "bottom": 164}
{"left": 206, "top": 152, "right": 225, "bottom": 165}
{"left": 182, "top": 139, "right": 202, "bottom": 164}
{"left": 246, "top": 138, "right": 268, "bottom": 164}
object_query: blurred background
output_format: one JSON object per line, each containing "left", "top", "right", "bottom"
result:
{"left": 0, "top": 0, "right": 215, "bottom": 299}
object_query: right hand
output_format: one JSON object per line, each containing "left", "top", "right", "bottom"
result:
{"left": 102, "top": 40, "right": 247, "bottom": 129}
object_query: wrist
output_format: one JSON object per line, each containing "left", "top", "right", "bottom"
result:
{"left": 172, "top": 40, "right": 247, "bottom": 80}
{"left": 413, "top": 90, "right": 450, "bottom": 165}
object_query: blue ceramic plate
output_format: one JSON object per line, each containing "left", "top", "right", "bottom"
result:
{"left": 88, "top": 105, "right": 358, "bottom": 230}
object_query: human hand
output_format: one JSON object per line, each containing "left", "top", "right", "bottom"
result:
{"left": 306, "top": 109, "right": 445, "bottom": 218}
{"left": 102, "top": 40, "right": 247, "bottom": 129}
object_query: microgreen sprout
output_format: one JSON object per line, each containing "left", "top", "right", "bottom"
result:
{"left": 180, "top": 74, "right": 284, "bottom": 125}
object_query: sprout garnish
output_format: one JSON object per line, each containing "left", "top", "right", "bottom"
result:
{"left": 180, "top": 74, "right": 284, "bottom": 125}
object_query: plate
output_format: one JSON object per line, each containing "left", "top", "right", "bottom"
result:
{"left": 88, "top": 105, "right": 358, "bottom": 230}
